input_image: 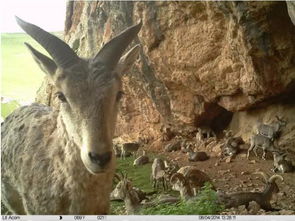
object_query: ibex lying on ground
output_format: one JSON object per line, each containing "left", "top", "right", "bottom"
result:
{"left": 272, "top": 151, "right": 294, "bottom": 173}
{"left": 217, "top": 172, "right": 283, "bottom": 211}
{"left": 187, "top": 146, "right": 209, "bottom": 162}
{"left": 151, "top": 158, "right": 168, "bottom": 190}
{"left": 111, "top": 173, "right": 175, "bottom": 214}
{"left": 1, "top": 17, "right": 141, "bottom": 214}
{"left": 222, "top": 130, "right": 243, "bottom": 157}
{"left": 247, "top": 134, "right": 276, "bottom": 160}
{"left": 255, "top": 116, "right": 287, "bottom": 141}
{"left": 110, "top": 173, "right": 141, "bottom": 214}
{"left": 164, "top": 139, "right": 181, "bottom": 152}
{"left": 133, "top": 150, "right": 149, "bottom": 166}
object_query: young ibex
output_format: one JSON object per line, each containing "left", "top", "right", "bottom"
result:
{"left": 217, "top": 172, "right": 283, "bottom": 211}
{"left": 247, "top": 134, "right": 276, "bottom": 160}
{"left": 151, "top": 158, "right": 168, "bottom": 190}
{"left": 255, "top": 116, "right": 287, "bottom": 141}
{"left": 272, "top": 151, "right": 294, "bottom": 173}
{"left": 1, "top": 17, "right": 141, "bottom": 214}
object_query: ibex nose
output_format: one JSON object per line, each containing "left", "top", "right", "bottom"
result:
{"left": 88, "top": 151, "right": 112, "bottom": 168}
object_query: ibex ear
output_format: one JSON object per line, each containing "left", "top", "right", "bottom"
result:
{"left": 116, "top": 44, "right": 140, "bottom": 76}
{"left": 25, "top": 42, "right": 57, "bottom": 76}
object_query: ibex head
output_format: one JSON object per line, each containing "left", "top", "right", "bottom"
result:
{"left": 170, "top": 173, "right": 186, "bottom": 191}
{"left": 275, "top": 115, "right": 287, "bottom": 126}
{"left": 16, "top": 17, "right": 141, "bottom": 174}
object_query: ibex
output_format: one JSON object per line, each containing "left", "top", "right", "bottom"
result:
{"left": 120, "top": 142, "right": 140, "bottom": 159}
{"left": 272, "top": 151, "right": 294, "bottom": 173}
{"left": 133, "top": 150, "right": 149, "bottom": 166}
{"left": 170, "top": 167, "right": 214, "bottom": 200}
{"left": 247, "top": 134, "right": 276, "bottom": 160}
{"left": 222, "top": 130, "right": 243, "bottom": 157}
{"left": 110, "top": 173, "right": 141, "bottom": 214}
{"left": 255, "top": 116, "right": 287, "bottom": 141}
{"left": 187, "top": 147, "right": 209, "bottom": 162}
{"left": 151, "top": 158, "right": 168, "bottom": 190}
{"left": 217, "top": 172, "right": 283, "bottom": 211}
{"left": 195, "top": 126, "right": 216, "bottom": 141}
{"left": 111, "top": 173, "right": 177, "bottom": 214}
{"left": 1, "top": 17, "right": 141, "bottom": 214}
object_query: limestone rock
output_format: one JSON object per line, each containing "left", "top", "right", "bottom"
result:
{"left": 35, "top": 1, "right": 295, "bottom": 162}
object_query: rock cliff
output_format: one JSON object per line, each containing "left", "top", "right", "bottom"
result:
{"left": 36, "top": 1, "right": 295, "bottom": 155}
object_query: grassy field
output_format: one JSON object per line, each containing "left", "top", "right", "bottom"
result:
{"left": 1, "top": 32, "right": 62, "bottom": 119}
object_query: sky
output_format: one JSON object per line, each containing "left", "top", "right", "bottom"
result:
{"left": 0, "top": 0, "right": 67, "bottom": 33}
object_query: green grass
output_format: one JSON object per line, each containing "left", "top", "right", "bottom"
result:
{"left": 110, "top": 156, "right": 224, "bottom": 215}
{"left": 1, "top": 99, "right": 20, "bottom": 119}
{"left": 140, "top": 183, "right": 224, "bottom": 215}
{"left": 110, "top": 154, "right": 174, "bottom": 214}
{"left": 115, "top": 156, "right": 154, "bottom": 192}
{"left": 1, "top": 32, "right": 63, "bottom": 118}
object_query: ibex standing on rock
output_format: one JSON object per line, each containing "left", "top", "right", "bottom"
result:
{"left": 1, "top": 17, "right": 141, "bottom": 214}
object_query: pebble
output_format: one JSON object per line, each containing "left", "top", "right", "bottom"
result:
{"left": 248, "top": 201, "right": 260, "bottom": 214}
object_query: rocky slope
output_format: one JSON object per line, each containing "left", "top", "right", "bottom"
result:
{"left": 36, "top": 1, "right": 295, "bottom": 157}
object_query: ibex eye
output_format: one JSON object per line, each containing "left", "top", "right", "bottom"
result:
{"left": 116, "top": 91, "right": 124, "bottom": 101}
{"left": 56, "top": 92, "right": 67, "bottom": 102}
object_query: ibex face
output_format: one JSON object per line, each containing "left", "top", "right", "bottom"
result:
{"left": 16, "top": 17, "right": 141, "bottom": 174}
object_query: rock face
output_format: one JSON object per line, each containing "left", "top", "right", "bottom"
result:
{"left": 36, "top": 1, "right": 295, "bottom": 154}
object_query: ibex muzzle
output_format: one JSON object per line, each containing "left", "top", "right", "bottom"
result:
{"left": 15, "top": 17, "right": 142, "bottom": 174}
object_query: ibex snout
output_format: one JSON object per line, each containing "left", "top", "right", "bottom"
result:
{"left": 88, "top": 151, "right": 112, "bottom": 168}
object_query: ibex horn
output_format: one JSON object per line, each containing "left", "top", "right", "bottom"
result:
{"left": 113, "top": 173, "right": 122, "bottom": 182}
{"left": 170, "top": 173, "right": 185, "bottom": 184}
{"left": 253, "top": 171, "right": 269, "bottom": 183}
{"left": 94, "top": 20, "right": 142, "bottom": 69}
{"left": 15, "top": 16, "right": 80, "bottom": 68}
{"left": 269, "top": 174, "right": 284, "bottom": 183}
{"left": 275, "top": 115, "right": 281, "bottom": 121}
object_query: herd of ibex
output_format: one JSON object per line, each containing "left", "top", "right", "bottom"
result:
{"left": 1, "top": 16, "right": 293, "bottom": 216}
{"left": 108, "top": 115, "right": 292, "bottom": 214}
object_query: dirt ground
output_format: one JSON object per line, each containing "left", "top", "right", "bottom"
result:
{"left": 148, "top": 138, "right": 295, "bottom": 215}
